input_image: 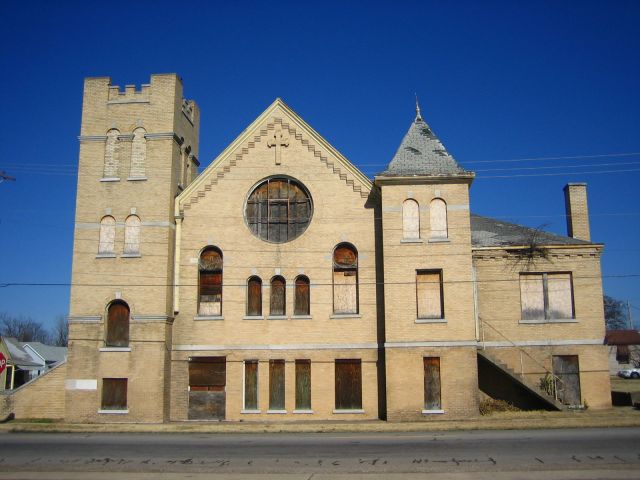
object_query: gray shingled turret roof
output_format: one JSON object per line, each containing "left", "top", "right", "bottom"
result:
{"left": 379, "top": 110, "right": 472, "bottom": 177}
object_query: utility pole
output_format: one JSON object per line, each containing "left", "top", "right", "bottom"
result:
{"left": 0, "top": 171, "right": 16, "bottom": 184}
{"left": 628, "top": 301, "right": 634, "bottom": 330}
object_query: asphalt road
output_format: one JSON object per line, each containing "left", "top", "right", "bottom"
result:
{"left": 1, "top": 427, "right": 639, "bottom": 478}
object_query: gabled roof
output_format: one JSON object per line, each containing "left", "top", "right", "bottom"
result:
{"left": 23, "top": 342, "right": 67, "bottom": 364}
{"left": 378, "top": 112, "right": 471, "bottom": 177}
{"left": 471, "top": 214, "right": 593, "bottom": 248}
{"left": 1, "top": 337, "right": 42, "bottom": 369}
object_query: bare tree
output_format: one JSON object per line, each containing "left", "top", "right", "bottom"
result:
{"left": 604, "top": 295, "right": 629, "bottom": 330}
{"left": 50, "top": 315, "right": 68, "bottom": 347}
{"left": 0, "top": 311, "right": 51, "bottom": 343}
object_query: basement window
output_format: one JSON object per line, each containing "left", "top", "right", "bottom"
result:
{"left": 334, "top": 359, "right": 362, "bottom": 411}
{"left": 423, "top": 357, "right": 442, "bottom": 413}
{"left": 268, "top": 359, "right": 285, "bottom": 412}
{"left": 101, "top": 378, "right": 127, "bottom": 411}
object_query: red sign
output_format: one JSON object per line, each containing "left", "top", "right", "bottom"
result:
{"left": 0, "top": 352, "right": 6, "bottom": 375}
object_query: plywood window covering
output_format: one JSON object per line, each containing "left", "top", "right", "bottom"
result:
{"left": 199, "top": 247, "right": 223, "bottom": 316}
{"left": 294, "top": 275, "right": 310, "bottom": 315}
{"left": 430, "top": 198, "right": 448, "bottom": 239}
{"left": 244, "top": 360, "right": 258, "bottom": 410}
{"left": 247, "top": 276, "right": 262, "bottom": 316}
{"left": 245, "top": 177, "right": 312, "bottom": 243}
{"left": 101, "top": 378, "right": 127, "bottom": 409}
{"left": 423, "top": 357, "right": 442, "bottom": 410}
{"left": 188, "top": 357, "right": 226, "bottom": 391}
{"left": 520, "top": 273, "right": 574, "bottom": 320}
{"left": 123, "top": 215, "right": 141, "bottom": 254}
{"left": 295, "top": 360, "right": 311, "bottom": 410}
{"left": 103, "top": 129, "right": 120, "bottom": 178}
{"left": 106, "top": 301, "right": 129, "bottom": 347}
{"left": 416, "top": 270, "right": 444, "bottom": 319}
{"left": 270, "top": 276, "right": 286, "bottom": 316}
{"left": 269, "top": 359, "right": 285, "bottom": 410}
{"left": 335, "top": 359, "right": 362, "bottom": 410}
{"left": 333, "top": 244, "right": 358, "bottom": 314}
{"left": 98, "top": 216, "right": 116, "bottom": 254}
{"left": 402, "top": 199, "right": 420, "bottom": 239}
{"left": 130, "top": 127, "right": 146, "bottom": 178}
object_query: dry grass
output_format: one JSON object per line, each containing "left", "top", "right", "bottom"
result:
{"left": 479, "top": 399, "right": 520, "bottom": 416}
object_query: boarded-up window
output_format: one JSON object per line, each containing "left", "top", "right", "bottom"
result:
{"left": 430, "top": 198, "right": 447, "bottom": 239}
{"left": 424, "top": 357, "right": 442, "bottom": 410}
{"left": 244, "top": 360, "right": 258, "bottom": 410}
{"left": 520, "top": 273, "right": 574, "bottom": 320}
{"left": 403, "top": 199, "right": 420, "bottom": 239}
{"left": 247, "top": 276, "right": 262, "bottom": 316}
{"left": 189, "top": 357, "right": 226, "bottom": 390}
{"left": 269, "top": 359, "right": 285, "bottom": 410}
{"left": 98, "top": 216, "right": 116, "bottom": 254}
{"left": 616, "top": 345, "right": 630, "bottom": 363}
{"left": 295, "top": 360, "right": 311, "bottom": 410}
{"left": 335, "top": 359, "right": 362, "bottom": 410}
{"left": 106, "top": 301, "right": 129, "bottom": 347}
{"left": 333, "top": 244, "right": 358, "bottom": 314}
{"left": 123, "top": 215, "right": 141, "bottom": 254}
{"left": 101, "top": 378, "right": 127, "bottom": 409}
{"left": 130, "top": 127, "right": 146, "bottom": 178}
{"left": 270, "top": 276, "right": 286, "bottom": 316}
{"left": 199, "top": 247, "right": 223, "bottom": 316}
{"left": 103, "top": 129, "right": 120, "bottom": 178}
{"left": 417, "top": 270, "right": 444, "bottom": 319}
{"left": 294, "top": 276, "right": 310, "bottom": 316}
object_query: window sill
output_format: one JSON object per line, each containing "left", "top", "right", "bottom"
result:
{"left": 333, "top": 409, "right": 364, "bottom": 414}
{"left": 241, "top": 409, "right": 261, "bottom": 414}
{"left": 267, "top": 409, "right": 287, "bottom": 414}
{"left": 243, "top": 315, "right": 264, "bottom": 320}
{"left": 293, "top": 409, "right": 314, "bottom": 414}
{"left": 98, "top": 409, "right": 129, "bottom": 414}
{"left": 121, "top": 253, "right": 141, "bottom": 258}
{"left": 267, "top": 315, "right": 287, "bottom": 320}
{"left": 194, "top": 315, "right": 224, "bottom": 321}
{"left": 422, "top": 409, "right": 444, "bottom": 415}
{"left": 99, "top": 347, "right": 131, "bottom": 352}
{"left": 95, "top": 253, "right": 116, "bottom": 259}
{"left": 401, "top": 238, "right": 423, "bottom": 244}
{"left": 428, "top": 238, "right": 450, "bottom": 243}
{"left": 330, "top": 313, "right": 362, "bottom": 319}
{"left": 100, "top": 177, "right": 120, "bottom": 182}
{"left": 127, "top": 176, "right": 148, "bottom": 181}
{"left": 415, "top": 318, "right": 447, "bottom": 324}
{"left": 291, "top": 315, "right": 312, "bottom": 320}
{"left": 519, "top": 318, "right": 578, "bottom": 324}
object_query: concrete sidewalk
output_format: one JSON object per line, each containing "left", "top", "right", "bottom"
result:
{"left": 1, "top": 407, "right": 639, "bottom": 434}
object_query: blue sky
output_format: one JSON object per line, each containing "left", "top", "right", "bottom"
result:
{"left": 0, "top": 0, "right": 639, "bottom": 330}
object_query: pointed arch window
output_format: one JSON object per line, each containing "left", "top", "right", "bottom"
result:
{"left": 103, "top": 129, "right": 120, "bottom": 178}
{"left": 199, "top": 247, "right": 223, "bottom": 316}
{"left": 402, "top": 199, "right": 420, "bottom": 239}
{"left": 333, "top": 243, "right": 358, "bottom": 314}
{"left": 98, "top": 216, "right": 116, "bottom": 255}
{"left": 270, "top": 276, "right": 286, "bottom": 316}
{"left": 294, "top": 275, "right": 310, "bottom": 316}
{"left": 123, "top": 215, "right": 141, "bottom": 255}
{"left": 247, "top": 276, "right": 263, "bottom": 317}
{"left": 106, "top": 300, "right": 129, "bottom": 347}
{"left": 129, "top": 127, "right": 146, "bottom": 179}
{"left": 430, "top": 198, "right": 448, "bottom": 239}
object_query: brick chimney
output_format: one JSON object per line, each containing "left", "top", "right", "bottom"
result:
{"left": 563, "top": 183, "right": 591, "bottom": 241}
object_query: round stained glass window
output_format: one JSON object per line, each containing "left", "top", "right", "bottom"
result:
{"left": 245, "top": 177, "right": 313, "bottom": 243}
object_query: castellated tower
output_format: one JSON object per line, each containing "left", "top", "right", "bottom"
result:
{"left": 66, "top": 74, "right": 200, "bottom": 422}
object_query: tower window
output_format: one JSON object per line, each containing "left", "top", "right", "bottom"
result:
{"left": 199, "top": 247, "right": 223, "bottom": 316}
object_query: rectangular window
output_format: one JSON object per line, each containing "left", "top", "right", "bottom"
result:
{"left": 295, "top": 360, "right": 311, "bottom": 410}
{"left": 423, "top": 357, "right": 441, "bottom": 411}
{"left": 199, "top": 272, "right": 222, "bottom": 316}
{"left": 244, "top": 360, "right": 258, "bottom": 410}
{"left": 101, "top": 378, "right": 127, "bottom": 410}
{"left": 520, "top": 273, "right": 574, "bottom": 320}
{"left": 269, "top": 359, "right": 285, "bottom": 411}
{"left": 416, "top": 270, "right": 444, "bottom": 319}
{"left": 335, "top": 359, "right": 362, "bottom": 410}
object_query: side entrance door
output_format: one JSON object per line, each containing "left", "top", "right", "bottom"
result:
{"left": 188, "top": 356, "right": 226, "bottom": 420}
{"left": 552, "top": 355, "right": 581, "bottom": 406}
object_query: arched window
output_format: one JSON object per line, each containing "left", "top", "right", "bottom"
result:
{"left": 333, "top": 243, "right": 358, "bottom": 314}
{"left": 247, "top": 276, "right": 262, "bottom": 316}
{"left": 106, "top": 300, "right": 129, "bottom": 347}
{"left": 98, "top": 216, "right": 116, "bottom": 255}
{"left": 123, "top": 215, "right": 141, "bottom": 255}
{"left": 130, "top": 128, "right": 146, "bottom": 179}
{"left": 402, "top": 199, "right": 420, "bottom": 239}
{"left": 294, "top": 275, "right": 310, "bottom": 316}
{"left": 270, "top": 276, "right": 286, "bottom": 316}
{"left": 103, "top": 129, "right": 120, "bottom": 178}
{"left": 199, "top": 247, "right": 223, "bottom": 316}
{"left": 430, "top": 198, "right": 448, "bottom": 239}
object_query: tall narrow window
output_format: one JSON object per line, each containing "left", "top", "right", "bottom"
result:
{"left": 98, "top": 216, "right": 116, "bottom": 255}
{"left": 247, "top": 276, "right": 262, "bottom": 316}
{"left": 335, "top": 359, "right": 362, "bottom": 410}
{"left": 295, "top": 359, "right": 311, "bottom": 410}
{"left": 270, "top": 276, "right": 286, "bottom": 316}
{"left": 106, "top": 300, "right": 129, "bottom": 347}
{"left": 294, "top": 275, "right": 310, "bottom": 316}
{"left": 199, "top": 247, "right": 223, "bottom": 316}
{"left": 123, "top": 215, "right": 141, "bottom": 255}
{"left": 333, "top": 244, "right": 358, "bottom": 314}
{"left": 423, "top": 357, "right": 442, "bottom": 411}
{"left": 244, "top": 360, "right": 258, "bottom": 410}
{"left": 101, "top": 378, "right": 128, "bottom": 410}
{"left": 416, "top": 270, "right": 444, "bottom": 319}
{"left": 520, "top": 273, "right": 574, "bottom": 320}
{"left": 269, "top": 359, "right": 285, "bottom": 411}
{"left": 402, "top": 199, "right": 420, "bottom": 239}
{"left": 430, "top": 198, "right": 448, "bottom": 239}
{"left": 129, "top": 127, "right": 146, "bottom": 178}
{"left": 103, "top": 129, "right": 120, "bottom": 178}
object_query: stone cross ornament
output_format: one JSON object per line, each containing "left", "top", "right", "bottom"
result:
{"left": 267, "top": 129, "right": 289, "bottom": 165}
